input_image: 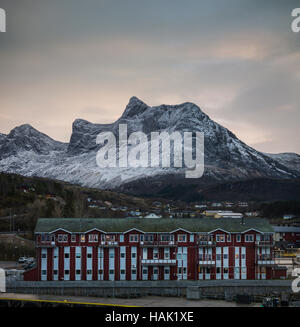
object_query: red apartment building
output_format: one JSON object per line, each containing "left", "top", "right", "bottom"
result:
{"left": 24, "top": 217, "right": 285, "bottom": 281}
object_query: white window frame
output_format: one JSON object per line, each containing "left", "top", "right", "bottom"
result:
{"left": 88, "top": 234, "right": 98, "bottom": 242}
{"left": 245, "top": 234, "right": 254, "bottom": 242}
{"left": 178, "top": 234, "right": 187, "bottom": 242}
{"left": 58, "top": 234, "right": 68, "bottom": 243}
{"left": 216, "top": 234, "right": 225, "bottom": 242}
{"left": 129, "top": 234, "right": 139, "bottom": 242}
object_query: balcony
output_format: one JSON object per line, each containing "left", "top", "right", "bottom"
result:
{"left": 141, "top": 259, "right": 177, "bottom": 266}
{"left": 197, "top": 241, "right": 216, "bottom": 247}
{"left": 100, "top": 241, "right": 118, "bottom": 247}
{"left": 255, "top": 241, "right": 274, "bottom": 247}
{"left": 198, "top": 260, "right": 215, "bottom": 266}
{"left": 256, "top": 257, "right": 276, "bottom": 266}
{"left": 36, "top": 241, "right": 56, "bottom": 248}
{"left": 140, "top": 241, "right": 176, "bottom": 247}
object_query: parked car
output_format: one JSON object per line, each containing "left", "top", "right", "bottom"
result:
{"left": 26, "top": 257, "right": 35, "bottom": 263}
{"left": 18, "top": 257, "right": 27, "bottom": 264}
{"left": 24, "top": 263, "right": 35, "bottom": 271}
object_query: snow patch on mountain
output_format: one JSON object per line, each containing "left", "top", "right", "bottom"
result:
{"left": 0, "top": 97, "right": 299, "bottom": 192}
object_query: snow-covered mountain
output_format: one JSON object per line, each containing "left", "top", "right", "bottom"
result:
{"left": 0, "top": 97, "right": 299, "bottom": 197}
{"left": 264, "top": 152, "right": 300, "bottom": 173}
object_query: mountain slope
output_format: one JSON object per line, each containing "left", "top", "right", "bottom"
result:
{"left": 0, "top": 124, "right": 67, "bottom": 159}
{"left": 0, "top": 97, "right": 299, "bottom": 200}
{"left": 264, "top": 152, "right": 300, "bottom": 172}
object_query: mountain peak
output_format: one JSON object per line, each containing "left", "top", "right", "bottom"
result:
{"left": 121, "top": 96, "right": 149, "bottom": 118}
{"left": 11, "top": 123, "right": 35, "bottom": 133}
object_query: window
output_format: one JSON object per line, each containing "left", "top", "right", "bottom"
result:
{"left": 145, "top": 234, "right": 153, "bottom": 242}
{"left": 199, "top": 253, "right": 203, "bottom": 261}
{"left": 53, "top": 270, "right": 58, "bottom": 275}
{"left": 109, "top": 251, "right": 114, "bottom": 258}
{"left": 178, "top": 234, "right": 187, "bottom": 242}
{"left": 236, "top": 234, "right": 241, "bottom": 242}
{"left": 76, "top": 270, "right": 81, "bottom": 275}
{"left": 87, "top": 270, "right": 92, "bottom": 275}
{"left": 164, "top": 250, "right": 170, "bottom": 259}
{"left": 88, "top": 234, "right": 98, "bottom": 242}
{"left": 109, "top": 270, "right": 114, "bottom": 275}
{"left": 131, "top": 269, "right": 136, "bottom": 275}
{"left": 142, "top": 269, "right": 147, "bottom": 275}
{"left": 223, "top": 254, "right": 228, "bottom": 260}
{"left": 153, "top": 268, "right": 158, "bottom": 275}
{"left": 64, "top": 270, "right": 69, "bottom": 275}
{"left": 216, "top": 267, "right": 221, "bottom": 274}
{"left": 245, "top": 234, "right": 254, "bottom": 242}
{"left": 216, "top": 234, "right": 225, "bottom": 242}
{"left": 120, "top": 270, "right": 125, "bottom": 275}
{"left": 129, "top": 234, "right": 139, "bottom": 242}
{"left": 226, "top": 234, "right": 231, "bottom": 242}
{"left": 216, "top": 254, "right": 221, "bottom": 261}
{"left": 80, "top": 234, "right": 85, "bottom": 242}
{"left": 64, "top": 253, "right": 69, "bottom": 259}
{"left": 71, "top": 235, "right": 76, "bottom": 242}
{"left": 99, "top": 269, "right": 103, "bottom": 275}
{"left": 42, "top": 270, "right": 47, "bottom": 275}
{"left": 42, "top": 253, "right": 46, "bottom": 258}
{"left": 76, "top": 252, "right": 81, "bottom": 258}
{"left": 164, "top": 268, "right": 170, "bottom": 274}
{"left": 58, "top": 234, "right": 68, "bottom": 242}
{"left": 178, "top": 267, "right": 182, "bottom": 274}
{"left": 120, "top": 235, "right": 124, "bottom": 242}
{"left": 241, "top": 254, "right": 246, "bottom": 260}
{"left": 199, "top": 234, "right": 208, "bottom": 241}
{"left": 160, "top": 234, "right": 174, "bottom": 242}
{"left": 102, "top": 235, "right": 115, "bottom": 242}
{"left": 87, "top": 253, "right": 92, "bottom": 258}
{"left": 183, "top": 268, "right": 187, "bottom": 274}
{"left": 223, "top": 267, "right": 229, "bottom": 274}
{"left": 131, "top": 252, "right": 136, "bottom": 258}
{"left": 153, "top": 251, "right": 159, "bottom": 259}
{"left": 206, "top": 268, "right": 211, "bottom": 274}
{"left": 120, "top": 252, "right": 125, "bottom": 258}
{"left": 41, "top": 234, "right": 52, "bottom": 242}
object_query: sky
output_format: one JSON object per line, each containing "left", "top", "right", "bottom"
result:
{"left": 0, "top": 0, "right": 299, "bottom": 154}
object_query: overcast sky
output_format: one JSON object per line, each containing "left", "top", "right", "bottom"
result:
{"left": 0, "top": 0, "right": 299, "bottom": 153}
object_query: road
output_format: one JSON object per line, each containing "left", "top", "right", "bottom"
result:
{"left": 0, "top": 292, "right": 260, "bottom": 307}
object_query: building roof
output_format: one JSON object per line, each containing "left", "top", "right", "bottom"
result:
{"left": 216, "top": 213, "right": 243, "bottom": 217}
{"left": 272, "top": 226, "right": 300, "bottom": 233}
{"left": 35, "top": 217, "right": 274, "bottom": 234}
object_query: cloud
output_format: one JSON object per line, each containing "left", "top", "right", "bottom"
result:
{"left": 0, "top": 0, "right": 299, "bottom": 154}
